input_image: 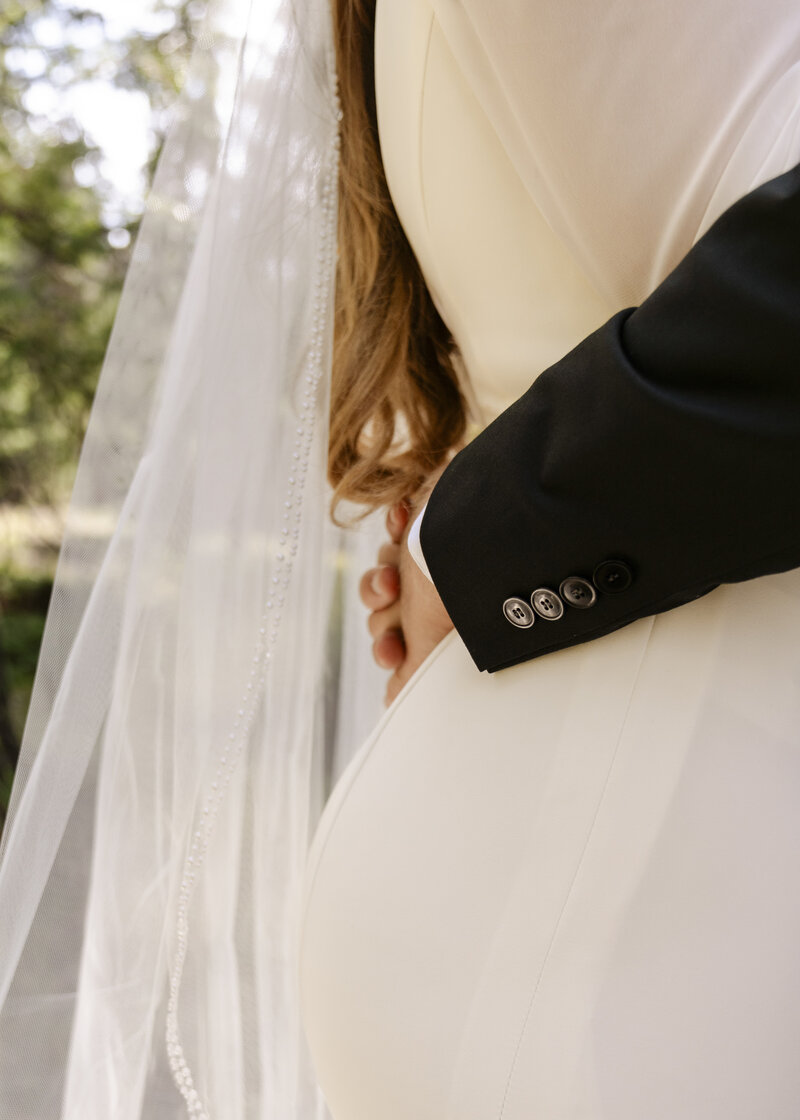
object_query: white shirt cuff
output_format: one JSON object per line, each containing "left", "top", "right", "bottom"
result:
{"left": 407, "top": 503, "right": 433, "bottom": 582}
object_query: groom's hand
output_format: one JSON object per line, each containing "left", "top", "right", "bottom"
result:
{"left": 388, "top": 527, "right": 453, "bottom": 704}
{"left": 359, "top": 496, "right": 454, "bottom": 706}
{"left": 360, "top": 502, "right": 408, "bottom": 678}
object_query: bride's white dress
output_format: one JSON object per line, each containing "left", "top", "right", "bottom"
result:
{"left": 299, "top": 1, "right": 800, "bottom": 1116}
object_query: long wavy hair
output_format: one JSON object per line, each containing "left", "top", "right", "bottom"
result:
{"left": 328, "top": 0, "right": 468, "bottom": 518}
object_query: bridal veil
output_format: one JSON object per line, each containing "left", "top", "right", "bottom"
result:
{"left": 0, "top": 1, "right": 381, "bottom": 1116}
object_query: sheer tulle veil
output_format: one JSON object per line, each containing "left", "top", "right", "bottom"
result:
{"left": 0, "top": 1, "right": 383, "bottom": 1115}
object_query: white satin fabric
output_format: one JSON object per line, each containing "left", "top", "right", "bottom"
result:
{"left": 298, "top": 0, "right": 800, "bottom": 1116}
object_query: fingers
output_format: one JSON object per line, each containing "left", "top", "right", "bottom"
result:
{"left": 374, "top": 628, "right": 405, "bottom": 674}
{"left": 359, "top": 563, "right": 400, "bottom": 612}
{"left": 386, "top": 501, "right": 409, "bottom": 544}
{"left": 367, "top": 600, "right": 401, "bottom": 641}
{"left": 363, "top": 564, "right": 404, "bottom": 677}
{"left": 362, "top": 501, "right": 412, "bottom": 689}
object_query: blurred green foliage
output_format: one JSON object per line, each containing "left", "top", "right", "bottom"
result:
{"left": 0, "top": 0, "right": 197, "bottom": 822}
{"left": 0, "top": 566, "right": 51, "bottom": 814}
{"left": 0, "top": 134, "right": 125, "bottom": 503}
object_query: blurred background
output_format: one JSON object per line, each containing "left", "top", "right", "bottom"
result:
{"left": 0, "top": 0, "right": 200, "bottom": 823}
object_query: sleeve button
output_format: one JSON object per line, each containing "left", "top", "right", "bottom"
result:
{"left": 559, "top": 576, "right": 597, "bottom": 608}
{"left": 531, "top": 588, "right": 564, "bottom": 620}
{"left": 592, "top": 559, "right": 633, "bottom": 594}
{"left": 503, "top": 597, "right": 535, "bottom": 628}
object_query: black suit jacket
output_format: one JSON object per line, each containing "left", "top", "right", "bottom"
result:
{"left": 419, "top": 160, "right": 800, "bottom": 673}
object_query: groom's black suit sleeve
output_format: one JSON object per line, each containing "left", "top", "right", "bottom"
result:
{"left": 419, "top": 161, "right": 800, "bottom": 673}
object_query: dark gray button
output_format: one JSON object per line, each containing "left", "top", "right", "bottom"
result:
{"left": 503, "top": 597, "right": 535, "bottom": 628}
{"left": 593, "top": 559, "right": 633, "bottom": 594}
{"left": 559, "top": 576, "right": 597, "bottom": 609}
{"left": 531, "top": 588, "right": 564, "bottom": 620}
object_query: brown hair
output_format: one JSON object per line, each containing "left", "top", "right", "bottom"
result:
{"left": 328, "top": 0, "right": 468, "bottom": 518}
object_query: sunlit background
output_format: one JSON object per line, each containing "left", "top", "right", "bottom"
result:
{"left": 0, "top": 0, "right": 201, "bottom": 818}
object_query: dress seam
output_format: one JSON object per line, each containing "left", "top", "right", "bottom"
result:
{"left": 494, "top": 615, "right": 656, "bottom": 1120}
{"left": 417, "top": 10, "right": 436, "bottom": 239}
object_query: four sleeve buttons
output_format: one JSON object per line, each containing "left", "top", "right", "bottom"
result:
{"left": 502, "top": 560, "right": 633, "bottom": 629}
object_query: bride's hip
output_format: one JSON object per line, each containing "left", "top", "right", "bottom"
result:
{"left": 304, "top": 567, "right": 800, "bottom": 907}
{"left": 299, "top": 571, "right": 800, "bottom": 1120}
